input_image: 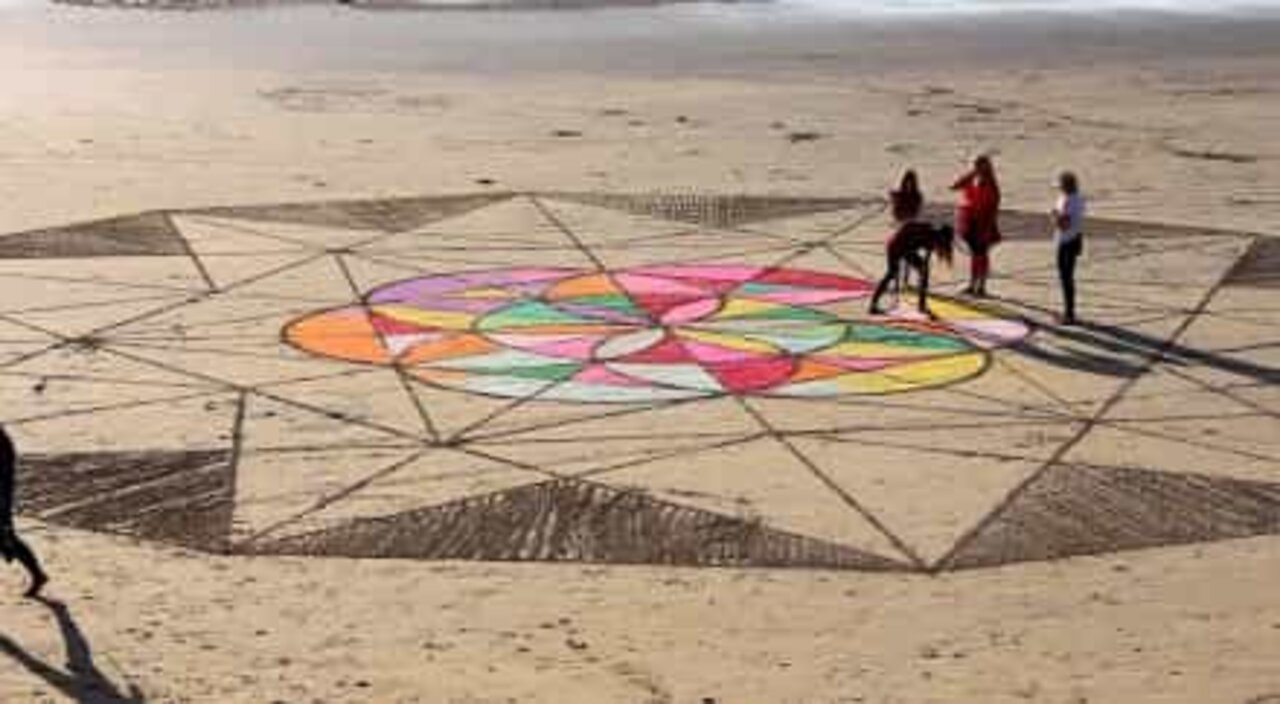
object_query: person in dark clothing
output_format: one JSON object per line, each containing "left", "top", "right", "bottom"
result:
{"left": 890, "top": 169, "right": 923, "bottom": 224}
{"left": 870, "top": 170, "right": 953, "bottom": 316}
{"left": 1, "top": 426, "right": 48, "bottom": 598}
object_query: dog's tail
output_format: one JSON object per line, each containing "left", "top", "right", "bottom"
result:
{"left": 933, "top": 224, "right": 955, "bottom": 266}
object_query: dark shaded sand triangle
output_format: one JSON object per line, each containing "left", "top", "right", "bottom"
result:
{"left": 943, "top": 463, "right": 1280, "bottom": 570}
{"left": 548, "top": 193, "right": 875, "bottom": 228}
{"left": 17, "top": 450, "right": 235, "bottom": 552}
{"left": 190, "top": 193, "right": 511, "bottom": 233}
{"left": 919, "top": 205, "right": 1248, "bottom": 243}
{"left": 252, "top": 478, "right": 908, "bottom": 570}
{"left": 1224, "top": 235, "right": 1280, "bottom": 289}
{"left": 0, "top": 212, "right": 188, "bottom": 258}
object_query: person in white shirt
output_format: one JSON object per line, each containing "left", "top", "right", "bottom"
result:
{"left": 1052, "top": 171, "right": 1085, "bottom": 324}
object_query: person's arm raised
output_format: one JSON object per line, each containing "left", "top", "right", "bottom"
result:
{"left": 950, "top": 170, "right": 975, "bottom": 191}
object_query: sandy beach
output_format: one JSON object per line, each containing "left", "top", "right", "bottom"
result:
{"left": 1, "top": 1, "right": 1279, "bottom": 702}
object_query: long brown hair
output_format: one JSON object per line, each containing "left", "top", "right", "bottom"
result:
{"left": 933, "top": 224, "right": 955, "bottom": 266}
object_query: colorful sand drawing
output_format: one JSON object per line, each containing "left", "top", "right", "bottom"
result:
{"left": 285, "top": 265, "right": 1030, "bottom": 402}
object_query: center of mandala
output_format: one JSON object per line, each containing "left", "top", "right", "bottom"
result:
{"left": 284, "top": 264, "right": 1030, "bottom": 403}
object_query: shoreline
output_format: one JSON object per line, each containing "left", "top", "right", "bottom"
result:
{"left": 24, "top": 0, "right": 1280, "bottom": 18}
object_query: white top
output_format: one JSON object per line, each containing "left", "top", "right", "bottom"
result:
{"left": 1054, "top": 192, "right": 1085, "bottom": 246}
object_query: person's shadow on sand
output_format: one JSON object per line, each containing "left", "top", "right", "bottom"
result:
{"left": 0, "top": 597, "right": 144, "bottom": 703}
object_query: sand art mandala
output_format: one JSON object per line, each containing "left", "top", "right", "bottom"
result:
{"left": 2, "top": 192, "right": 1277, "bottom": 573}
{"left": 285, "top": 266, "right": 1030, "bottom": 402}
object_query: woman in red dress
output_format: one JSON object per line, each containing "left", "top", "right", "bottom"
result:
{"left": 951, "top": 155, "right": 1001, "bottom": 297}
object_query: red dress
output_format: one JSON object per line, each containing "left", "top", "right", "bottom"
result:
{"left": 956, "top": 181, "right": 1001, "bottom": 250}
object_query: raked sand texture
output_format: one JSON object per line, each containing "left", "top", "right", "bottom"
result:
{"left": 1, "top": 7, "right": 1279, "bottom": 704}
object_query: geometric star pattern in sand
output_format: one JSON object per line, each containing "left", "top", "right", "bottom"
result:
{"left": 1, "top": 192, "right": 1277, "bottom": 572}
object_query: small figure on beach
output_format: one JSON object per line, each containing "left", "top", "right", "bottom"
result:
{"left": 952, "top": 155, "right": 1002, "bottom": 297}
{"left": 1, "top": 426, "right": 48, "bottom": 598}
{"left": 869, "top": 170, "right": 953, "bottom": 316}
{"left": 1052, "top": 170, "right": 1086, "bottom": 324}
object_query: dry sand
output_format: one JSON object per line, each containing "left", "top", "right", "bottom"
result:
{"left": 1, "top": 3, "right": 1279, "bottom": 702}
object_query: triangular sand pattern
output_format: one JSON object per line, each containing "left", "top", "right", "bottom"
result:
{"left": 7, "top": 391, "right": 240, "bottom": 454}
{"left": 212, "top": 254, "right": 356, "bottom": 303}
{"left": 923, "top": 348, "right": 1091, "bottom": 420}
{"left": 1233, "top": 383, "right": 1280, "bottom": 415}
{"left": 589, "top": 241, "right": 801, "bottom": 271}
{"left": 992, "top": 212, "right": 1236, "bottom": 242}
{"left": 944, "top": 463, "right": 1280, "bottom": 570}
{"left": 108, "top": 269, "right": 339, "bottom": 342}
{"left": 8, "top": 295, "right": 196, "bottom": 340}
{"left": 407, "top": 195, "right": 580, "bottom": 247}
{"left": 193, "top": 193, "right": 508, "bottom": 234}
{"left": 470, "top": 395, "right": 760, "bottom": 442}
{"left": 1063, "top": 423, "right": 1279, "bottom": 484}
{"left": 743, "top": 205, "right": 890, "bottom": 245}
{"left": 191, "top": 252, "right": 328, "bottom": 293}
{"left": 813, "top": 420, "right": 1084, "bottom": 465}
{"left": 788, "top": 436, "right": 1043, "bottom": 565}
{"left": 259, "top": 368, "right": 431, "bottom": 440}
{"left": 453, "top": 395, "right": 679, "bottom": 443}
{"left": 0, "top": 264, "right": 198, "bottom": 318}
{"left": 1081, "top": 234, "right": 1252, "bottom": 289}
{"left": 780, "top": 244, "right": 881, "bottom": 282}
{"left": 230, "top": 446, "right": 424, "bottom": 543}
{"left": 745, "top": 393, "right": 1060, "bottom": 437}
{"left": 592, "top": 437, "right": 906, "bottom": 562}
{"left": 185, "top": 216, "right": 384, "bottom": 253}
{"left": 0, "top": 319, "right": 61, "bottom": 367}
{"left": 338, "top": 254, "right": 438, "bottom": 295}
{"left": 239, "top": 393, "right": 419, "bottom": 451}
{"left": 1113, "top": 414, "right": 1280, "bottom": 462}
{"left": 467, "top": 432, "right": 760, "bottom": 478}
{"left": 0, "top": 255, "right": 207, "bottom": 294}
{"left": 1205, "top": 285, "right": 1280, "bottom": 316}
{"left": 590, "top": 229, "right": 790, "bottom": 254}
{"left": 1224, "top": 235, "right": 1280, "bottom": 289}
{"left": 0, "top": 346, "right": 221, "bottom": 424}
{"left": 548, "top": 193, "right": 873, "bottom": 229}
{"left": 809, "top": 207, "right": 897, "bottom": 247}
{"left": 363, "top": 195, "right": 567, "bottom": 252}
{"left": 824, "top": 241, "right": 890, "bottom": 280}
{"left": 1103, "top": 365, "right": 1271, "bottom": 422}
{"left": 102, "top": 341, "right": 358, "bottom": 389}
{"left": 535, "top": 197, "right": 699, "bottom": 247}
{"left": 252, "top": 477, "right": 906, "bottom": 570}
{"left": 350, "top": 245, "right": 596, "bottom": 272}
{"left": 170, "top": 215, "right": 316, "bottom": 256}
{"left": 989, "top": 341, "right": 1137, "bottom": 417}
{"left": 18, "top": 449, "right": 235, "bottom": 551}
{"left": 1178, "top": 308, "right": 1280, "bottom": 359}
{"left": 407, "top": 376, "right": 538, "bottom": 441}
{"left": 0, "top": 212, "right": 188, "bottom": 258}
{"left": 259, "top": 448, "right": 549, "bottom": 541}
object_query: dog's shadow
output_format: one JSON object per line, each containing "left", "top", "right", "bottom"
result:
{"left": 0, "top": 596, "right": 144, "bottom": 703}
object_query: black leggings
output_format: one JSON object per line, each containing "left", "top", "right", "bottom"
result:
{"left": 1057, "top": 237, "right": 1082, "bottom": 319}
{"left": 871, "top": 248, "right": 930, "bottom": 312}
{"left": 1, "top": 526, "right": 44, "bottom": 582}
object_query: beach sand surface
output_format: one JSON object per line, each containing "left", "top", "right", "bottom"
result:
{"left": 1, "top": 4, "right": 1279, "bottom": 702}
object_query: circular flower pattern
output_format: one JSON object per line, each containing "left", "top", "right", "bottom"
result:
{"left": 284, "top": 265, "right": 1030, "bottom": 403}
